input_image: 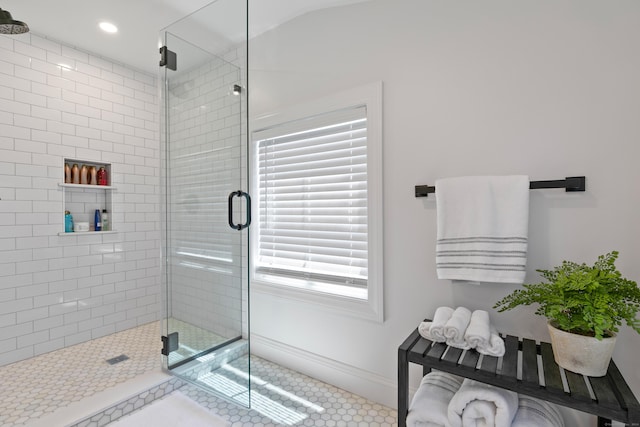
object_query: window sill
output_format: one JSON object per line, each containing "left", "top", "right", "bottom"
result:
{"left": 251, "top": 278, "right": 383, "bottom": 323}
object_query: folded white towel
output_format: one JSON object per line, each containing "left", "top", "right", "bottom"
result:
{"left": 461, "top": 400, "right": 501, "bottom": 427}
{"left": 407, "top": 371, "right": 464, "bottom": 427}
{"left": 435, "top": 175, "right": 530, "bottom": 284}
{"left": 429, "top": 306, "right": 454, "bottom": 343}
{"left": 512, "top": 396, "right": 565, "bottom": 427}
{"left": 476, "top": 325, "right": 505, "bottom": 357}
{"left": 444, "top": 307, "right": 472, "bottom": 349}
{"left": 464, "top": 310, "right": 491, "bottom": 349}
{"left": 448, "top": 379, "right": 519, "bottom": 427}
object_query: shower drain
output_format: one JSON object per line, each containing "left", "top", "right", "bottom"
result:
{"left": 106, "top": 354, "right": 130, "bottom": 365}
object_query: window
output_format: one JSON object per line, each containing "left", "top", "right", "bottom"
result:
{"left": 256, "top": 107, "right": 367, "bottom": 293}
{"left": 251, "top": 82, "right": 383, "bottom": 322}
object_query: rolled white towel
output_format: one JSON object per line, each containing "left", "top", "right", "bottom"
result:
{"left": 407, "top": 371, "right": 464, "bottom": 427}
{"left": 444, "top": 307, "right": 472, "bottom": 348}
{"left": 464, "top": 310, "right": 491, "bottom": 349}
{"left": 446, "top": 337, "right": 471, "bottom": 350}
{"left": 418, "top": 321, "right": 435, "bottom": 341}
{"left": 476, "top": 325, "right": 505, "bottom": 357}
{"left": 429, "top": 306, "right": 454, "bottom": 342}
{"left": 512, "top": 396, "right": 564, "bottom": 427}
{"left": 448, "top": 378, "right": 519, "bottom": 427}
{"left": 420, "top": 321, "right": 470, "bottom": 349}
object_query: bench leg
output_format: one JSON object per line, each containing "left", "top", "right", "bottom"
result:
{"left": 398, "top": 348, "right": 409, "bottom": 427}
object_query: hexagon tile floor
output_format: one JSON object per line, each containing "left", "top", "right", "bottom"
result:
{"left": 0, "top": 321, "right": 162, "bottom": 426}
{"left": 0, "top": 321, "right": 397, "bottom": 426}
{"left": 178, "top": 356, "right": 397, "bottom": 427}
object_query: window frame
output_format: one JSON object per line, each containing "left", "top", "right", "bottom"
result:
{"left": 249, "top": 82, "right": 384, "bottom": 322}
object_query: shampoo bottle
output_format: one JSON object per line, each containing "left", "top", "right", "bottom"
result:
{"left": 64, "top": 210, "right": 74, "bottom": 233}
{"left": 72, "top": 164, "right": 80, "bottom": 184}
{"left": 97, "top": 167, "right": 108, "bottom": 185}
{"left": 94, "top": 209, "right": 102, "bottom": 231}
{"left": 80, "top": 165, "right": 88, "bottom": 185}
{"left": 101, "top": 209, "right": 109, "bottom": 231}
{"left": 90, "top": 166, "right": 97, "bottom": 185}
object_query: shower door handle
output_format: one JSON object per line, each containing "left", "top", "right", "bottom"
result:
{"left": 228, "top": 190, "right": 251, "bottom": 230}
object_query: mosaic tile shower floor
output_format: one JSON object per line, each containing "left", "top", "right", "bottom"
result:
{"left": 0, "top": 321, "right": 162, "bottom": 426}
{"left": 0, "top": 321, "right": 397, "bottom": 426}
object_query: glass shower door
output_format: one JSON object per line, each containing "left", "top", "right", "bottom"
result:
{"left": 159, "top": 0, "right": 250, "bottom": 406}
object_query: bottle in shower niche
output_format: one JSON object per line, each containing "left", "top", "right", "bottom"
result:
{"left": 90, "top": 166, "right": 98, "bottom": 185}
{"left": 97, "top": 167, "right": 108, "bottom": 186}
{"left": 64, "top": 163, "right": 71, "bottom": 183}
{"left": 94, "top": 209, "right": 102, "bottom": 231}
{"left": 101, "top": 209, "right": 109, "bottom": 231}
{"left": 72, "top": 164, "right": 80, "bottom": 184}
{"left": 80, "top": 165, "right": 89, "bottom": 185}
{"left": 64, "top": 210, "right": 74, "bottom": 233}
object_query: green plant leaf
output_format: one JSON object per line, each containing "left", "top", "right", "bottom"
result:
{"left": 492, "top": 251, "right": 640, "bottom": 340}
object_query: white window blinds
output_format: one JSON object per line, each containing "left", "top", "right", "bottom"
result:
{"left": 255, "top": 106, "right": 368, "bottom": 289}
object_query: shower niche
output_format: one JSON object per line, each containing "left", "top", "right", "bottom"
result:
{"left": 58, "top": 158, "right": 116, "bottom": 235}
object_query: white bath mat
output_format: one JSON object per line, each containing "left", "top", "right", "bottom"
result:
{"left": 111, "top": 390, "right": 230, "bottom": 427}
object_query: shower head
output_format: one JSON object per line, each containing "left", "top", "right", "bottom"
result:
{"left": 0, "top": 8, "right": 29, "bottom": 35}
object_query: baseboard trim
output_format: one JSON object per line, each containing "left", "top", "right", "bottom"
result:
{"left": 250, "top": 333, "right": 398, "bottom": 409}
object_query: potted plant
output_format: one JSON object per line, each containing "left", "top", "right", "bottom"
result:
{"left": 493, "top": 251, "right": 640, "bottom": 376}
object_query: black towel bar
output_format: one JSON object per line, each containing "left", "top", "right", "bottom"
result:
{"left": 415, "top": 176, "right": 586, "bottom": 198}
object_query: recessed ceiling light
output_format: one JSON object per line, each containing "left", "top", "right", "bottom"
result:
{"left": 99, "top": 21, "right": 118, "bottom": 34}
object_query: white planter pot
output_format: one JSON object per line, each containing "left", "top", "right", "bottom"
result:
{"left": 547, "top": 321, "right": 617, "bottom": 377}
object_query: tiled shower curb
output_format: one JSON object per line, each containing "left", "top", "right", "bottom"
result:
{"left": 68, "top": 376, "right": 185, "bottom": 427}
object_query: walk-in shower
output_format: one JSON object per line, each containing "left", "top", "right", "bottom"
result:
{"left": 159, "top": 0, "right": 251, "bottom": 406}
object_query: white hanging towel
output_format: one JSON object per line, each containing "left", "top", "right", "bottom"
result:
{"left": 436, "top": 175, "right": 529, "bottom": 284}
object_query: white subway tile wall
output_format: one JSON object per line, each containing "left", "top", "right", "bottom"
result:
{"left": 0, "top": 33, "right": 160, "bottom": 367}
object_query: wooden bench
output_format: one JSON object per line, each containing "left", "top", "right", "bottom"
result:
{"left": 398, "top": 324, "right": 640, "bottom": 427}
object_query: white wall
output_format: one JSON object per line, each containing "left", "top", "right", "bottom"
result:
{"left": 0, "top": 33, "right": 160, "bottom": 366}
{"left": 248, "top": 0, "right": 640, "bottom": 421}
